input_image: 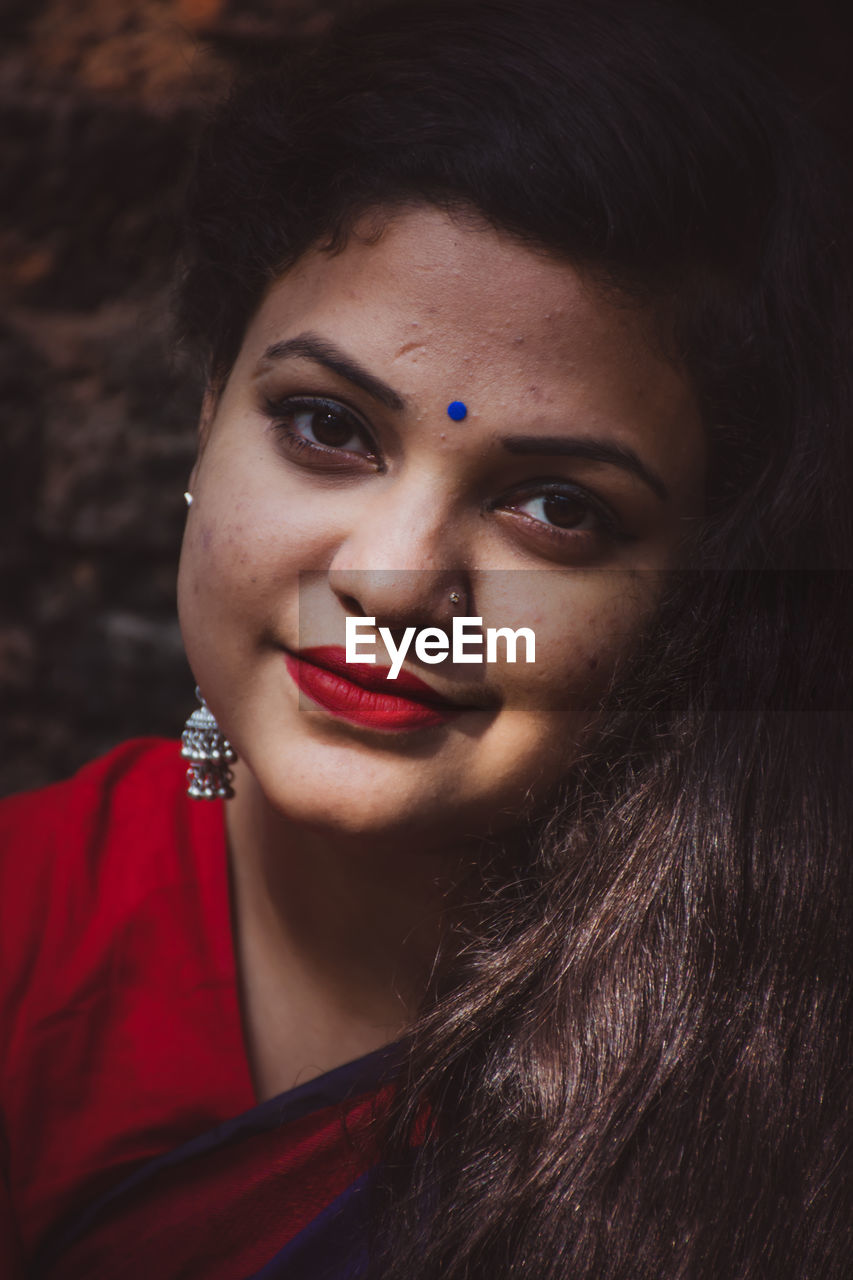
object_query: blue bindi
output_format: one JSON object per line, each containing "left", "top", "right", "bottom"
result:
{"left": 447, "top": 400, "right": 468, "bottom": 421}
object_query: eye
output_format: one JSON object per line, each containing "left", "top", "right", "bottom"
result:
{"left": 491, "top": 481, "right": 628, "bottom": 557}
{"left": 264, "top": 395, "right": 382, "bottom": 471}
{"left": 514, "top": 491, "right": 599, "bottom": 531}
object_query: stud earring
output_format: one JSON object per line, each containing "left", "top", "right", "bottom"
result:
{"left": 181, "top": 688, "right": 236, "bottom": 799}
{"left": 184, "top": 491, "right": 193, "bottom": 507}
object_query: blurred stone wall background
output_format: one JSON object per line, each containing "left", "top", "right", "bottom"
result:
{"left": 1, "top": 0, "right": 851, "bottom": 796}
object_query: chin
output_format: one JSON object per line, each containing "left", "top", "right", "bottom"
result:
{"left": 229, "top": 706, "right": 570, "bottom": 848}
{"left": 233, "top": 733, "right": 499, "bottom": 848}
{"left": 265, "top": 776, "right": 465, "bottom": 845}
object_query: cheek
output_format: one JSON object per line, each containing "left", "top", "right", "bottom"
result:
{"left": 488, "top": 569, "right": 657, "bottom": 712}
{"left": 550, "top": 587, "right": 649, "bottom": 690}
{"left": 179, "top": 511, "right": 262, "bottom": 617}
{"left": 176, "top": 499, "right": 284, "bottom": 682}
{"left": 179, "top": 485, "right": 343, "bottom": 614}
{"left": 460, "top": 575, "right": 658, "bottom": 809}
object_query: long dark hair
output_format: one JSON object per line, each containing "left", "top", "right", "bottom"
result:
{"left": 178, "top": 2, "right": 852, "bottom": 1275}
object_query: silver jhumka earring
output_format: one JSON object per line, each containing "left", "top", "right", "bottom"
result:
{"left": 181, "top": 688, "right": 236, "bottom": 799}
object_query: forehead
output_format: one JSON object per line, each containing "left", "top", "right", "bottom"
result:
{"left": 231, "top": 206, "right": 705, "bottom": 497}
{"left": 243, "top": 207, "right": 670, "bottom": 385}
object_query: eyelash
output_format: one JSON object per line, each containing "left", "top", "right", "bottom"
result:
{"left": 262, "top": 393, "right": 627, "bottom": 546}
{"left": 264, "top": 394, "right": 382, "bottom": 469}
{"left": 489, "top": 484, "right": 626, "bottom": 545}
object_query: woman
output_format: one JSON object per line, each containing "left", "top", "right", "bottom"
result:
{"left": 1, "top": 0, "right": 850, "bottom": 1276}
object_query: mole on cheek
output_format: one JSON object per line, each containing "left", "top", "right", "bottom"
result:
{"left": 588, "top": 656, "right": 599, "bottom": 670}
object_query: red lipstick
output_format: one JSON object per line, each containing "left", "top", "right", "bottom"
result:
{"left": 284, "top": 645, "right": 465, "bottom": 731}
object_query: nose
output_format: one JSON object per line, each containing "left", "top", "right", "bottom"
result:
{"left": 327, "top": 479, "right": 471, "bottom": 630}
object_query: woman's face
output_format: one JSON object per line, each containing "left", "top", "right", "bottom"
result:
{"left": 178, "top": 207, "right": 705, "bottom": 845}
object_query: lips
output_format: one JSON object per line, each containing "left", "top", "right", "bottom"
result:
{"left": 284, "top": 645, "right": 466, "bottom": 731}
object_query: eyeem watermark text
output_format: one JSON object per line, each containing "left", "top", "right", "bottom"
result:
{"left": 345, "top": 616, "right": 536, "bottom": 679}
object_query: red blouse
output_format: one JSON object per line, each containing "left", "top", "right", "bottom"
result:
{"left": 0, "top": 740, "right": 258, "bottom": 1272}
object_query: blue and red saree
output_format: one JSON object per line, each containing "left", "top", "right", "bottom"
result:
{"left": 33, "top": 1048, "right": 395, "bottom": 1280}
{"left": 0, "top": 742, "right": 397, "bottom": 1278}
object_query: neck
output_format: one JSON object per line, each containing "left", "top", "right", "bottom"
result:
{"left": 224, "top": 761, "right": 470, "bottom": 1097}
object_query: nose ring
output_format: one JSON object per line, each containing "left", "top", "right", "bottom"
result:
{"left": 449, "top": 591, "right": 461, "bottom": 606}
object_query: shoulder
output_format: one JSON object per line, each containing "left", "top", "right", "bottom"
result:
{"left": 0, "top": 741, "right": 238, "bottom": 1256}
{"left": 0, "top": 739, "right": 189, "bottom": 901}
{"left": 0, "top": 739, "right": 224, "bottom": 1021}
{"left": 0, "top": 737, "right": 185, "bottom": 840}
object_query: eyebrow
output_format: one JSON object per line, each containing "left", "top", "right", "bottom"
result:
{"left": 500, "top": 434, "right": 670, "bottom": 501}
{"left": 259, "top": 333, "right": 406, "bottom": 412}
{"left": 259, "top": 333, "right": 668, "bottom": 500}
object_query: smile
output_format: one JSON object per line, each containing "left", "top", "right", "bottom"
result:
{"left": 284, "top": 646, "right": 468, "bottom": 731}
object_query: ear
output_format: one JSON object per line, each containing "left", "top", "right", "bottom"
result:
{"left": 197, "top": 384, "right": 220, "bottom": 453}
{"left": 187, "top": 384, "right": 220, "bottom": 494}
